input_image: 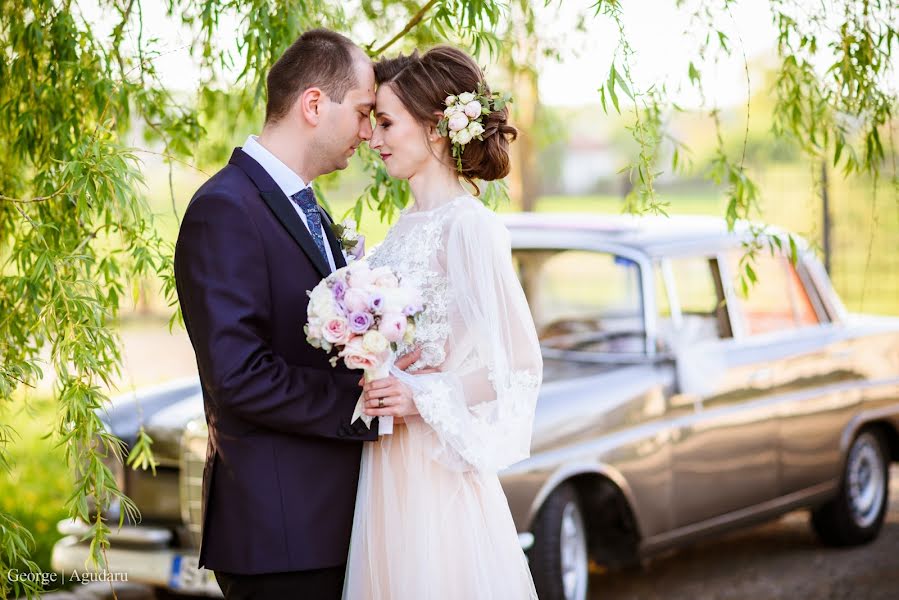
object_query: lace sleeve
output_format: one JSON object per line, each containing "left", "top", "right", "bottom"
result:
{"left": 394, "top": 204, "right": 543, "bottom": 473}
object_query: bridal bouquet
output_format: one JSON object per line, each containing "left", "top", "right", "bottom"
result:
{"left": 305, "top": 260, "right": 422, "bottom": 435}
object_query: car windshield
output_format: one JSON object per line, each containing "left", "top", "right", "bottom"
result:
{"left": 512, "top": 248, "right": 645, "bottom": 354}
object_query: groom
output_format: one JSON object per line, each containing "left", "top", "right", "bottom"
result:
{"left": 175, "top": 29, "right": 412, "bottom": 599}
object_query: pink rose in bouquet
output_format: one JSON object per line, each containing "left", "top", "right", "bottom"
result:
{"left": 304, "top": 260, "right": 424, "bottom": 435}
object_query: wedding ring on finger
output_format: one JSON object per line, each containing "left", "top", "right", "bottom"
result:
{"left": 378, "top": 398, "right": 384, "bottom": 409}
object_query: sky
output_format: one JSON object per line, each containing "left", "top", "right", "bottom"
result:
{"left": 534, "top": 0, "right": 780, "bottom": 108}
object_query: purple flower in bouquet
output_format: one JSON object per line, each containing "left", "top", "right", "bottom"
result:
{"left": 348, "top": 311, "right": 374, "bottom": 334}
{"left": 368, "top": 292, "right": 385, "bottom": 314}
{"left": 403, "top": 303, "right": 423, "bottom": 317}
{"left": 330, "top": 279, "right": 347, "bottom": 301}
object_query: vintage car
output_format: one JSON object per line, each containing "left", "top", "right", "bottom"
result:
{"left": 52, "top": 214, "right": 899, "bottom": 600}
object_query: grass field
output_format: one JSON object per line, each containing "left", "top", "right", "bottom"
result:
{"left": 0, "top": 395, "right": 70, "bottom": 584}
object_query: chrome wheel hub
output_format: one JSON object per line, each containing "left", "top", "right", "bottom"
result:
{"left": 847, "top": 433, "right": 886, "bottom": 529}
{"left": 560, "top": 501, "right": 588, "bottom": 600}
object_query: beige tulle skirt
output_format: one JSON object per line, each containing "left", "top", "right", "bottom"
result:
{"left": 342, "top": 417, "right": 538, "bottom": 600}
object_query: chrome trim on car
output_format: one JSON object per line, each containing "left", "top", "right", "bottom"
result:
{"left": 56, "top": 519, "right": 172, "bottom": 546}
{"left": 518, "top": 532, "right": 534, "bottom": 551}
{"left": 640, "top": 480, "right": 837, "bottom": 554}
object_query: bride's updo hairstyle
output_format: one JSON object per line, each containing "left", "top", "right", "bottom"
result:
{"left": 374, "top": 46, "right": 518, "bottom": 185}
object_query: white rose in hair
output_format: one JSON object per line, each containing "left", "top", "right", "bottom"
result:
{"left": 467, "top": 121, "right": 485, "bottom": 137}
{"left": 445, "top": 95, "right": 457, "bottom": 106}
{"left": 458, "top": 92, "right": 475, "bottom": 104}
{"left": 443, "top": 105, "right": 460, "bottom": 116}
{"left": 448, "top": 112, "right": 469, "bottom": 132}
{"left": 455, "top": 128, "right": 473, "bottom": 145}
{"left": 463, "top": 101, "right": 482, "bottom": 118}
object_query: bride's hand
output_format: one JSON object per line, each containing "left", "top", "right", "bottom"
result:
{"left": 394, "top": 348, "right": 422, "bottom": 371}
{"left": 356, "top": 347, "right": 438, "bottom": 386}
{"left": 361, "top": 376, "right": 418, "bottom": 419}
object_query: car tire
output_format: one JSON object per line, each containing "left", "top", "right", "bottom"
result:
{"left": 529, "top": 483, "right": 589, "bottom": 600}
{"left": 811, "top": 428, "right": 890, "bottom": 546}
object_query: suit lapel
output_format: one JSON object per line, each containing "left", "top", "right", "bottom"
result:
{"left": 229, "top": 148, "right": 331, "bottom": 278}
{"left": 318, "top": 205, "right": 348, "bottom": 270}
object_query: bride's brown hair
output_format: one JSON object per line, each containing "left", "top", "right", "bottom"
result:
{"left": 374, "top": 46, "right": 518, "bottom": 189}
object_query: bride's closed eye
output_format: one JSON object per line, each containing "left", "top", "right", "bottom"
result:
{"left": 378, "top": 120, "right": 392, "bottom": 129}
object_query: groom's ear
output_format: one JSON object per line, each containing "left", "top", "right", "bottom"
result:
{"left": 297, "top": 87, "right": 324, "bottom": 126}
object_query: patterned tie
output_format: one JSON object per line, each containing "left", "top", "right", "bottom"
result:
{"left": 290, "top": 187, "right": 329, "bottom": 263}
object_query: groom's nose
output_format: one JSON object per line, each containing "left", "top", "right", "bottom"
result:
{"left": 359, "top": 118, "right": 373, "bottom": 141}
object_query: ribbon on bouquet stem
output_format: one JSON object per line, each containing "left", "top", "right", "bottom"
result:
{"left": 350, "top": 349, "right": 395, "bottom": 435}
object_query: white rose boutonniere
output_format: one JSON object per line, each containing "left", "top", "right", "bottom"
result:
{"left": 331, "top": 219, "right": 365, "bottom": 262}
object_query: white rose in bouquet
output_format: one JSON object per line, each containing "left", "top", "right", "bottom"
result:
{"left": 362, "top": 330, "right": 389, "bottom": 354}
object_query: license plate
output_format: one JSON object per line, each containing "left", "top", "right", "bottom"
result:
{"left": 170, "top": 554, "right": 218, "bottom": 593}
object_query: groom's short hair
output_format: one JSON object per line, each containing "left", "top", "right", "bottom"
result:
{"left": 265, "top": 29, "right": 360, "bottom": 124}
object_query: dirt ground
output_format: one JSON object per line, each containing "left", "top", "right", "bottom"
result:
{"left": 590, "top": 465, "right": 899, "bottom": 600}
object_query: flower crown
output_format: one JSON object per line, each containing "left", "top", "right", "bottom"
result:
{"left": 436, "top": 81, "right": 513, "bottom": 172}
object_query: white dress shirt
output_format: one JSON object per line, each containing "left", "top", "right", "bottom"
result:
{"left": 242, "top": 134, "right": 337, "bottom": 272}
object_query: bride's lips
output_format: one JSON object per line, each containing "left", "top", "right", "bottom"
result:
{"left": 380, "top": 153, "right": 392, "bottom": 162}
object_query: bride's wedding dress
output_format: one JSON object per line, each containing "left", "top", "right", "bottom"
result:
{"left": 341, "top": 194, "right": 542, "bottom": 599}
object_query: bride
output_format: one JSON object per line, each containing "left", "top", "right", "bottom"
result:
{"left": 341, "top": 45, "right": 542, "bottom": 599}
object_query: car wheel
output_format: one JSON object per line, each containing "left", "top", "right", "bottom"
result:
{"left": 811, "top": 428, "right": 890, "bottom": 546}
{"left": 529, "top": 483, "right": 589, "bottom": 600}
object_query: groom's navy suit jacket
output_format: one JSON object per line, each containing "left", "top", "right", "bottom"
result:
{"left": 174, "top": 147, "right": 378, "bottom": 575}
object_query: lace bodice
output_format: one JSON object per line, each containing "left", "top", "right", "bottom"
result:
{"left": 367, "top": 196, "right": 467, "bottom": 371}
{"left": 367, "top": 194, "right": 543, "bottom": 473}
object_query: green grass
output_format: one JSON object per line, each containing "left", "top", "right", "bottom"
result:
{"left": 0, "top": 395, "right": 70, "bottom": 581}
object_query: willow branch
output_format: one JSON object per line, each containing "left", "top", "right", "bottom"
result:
{"left": 368, "top": 0, "right": 440, "bottom": 57}
{"left": 131, "top": 146, "right": 209, "bottom": 177}
{"left": 0, "top": 182, "right": 70, "bottom": 204}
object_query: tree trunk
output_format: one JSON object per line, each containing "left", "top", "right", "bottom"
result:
{"left": 507, "top": 3, "right": 540, "bottom": 213}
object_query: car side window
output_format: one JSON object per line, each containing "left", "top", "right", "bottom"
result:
{"left": 655, "top": 256, "right": 732, "bottom": 352}
{"left": 729, "top": 252, "right": 820, "bottom": 335}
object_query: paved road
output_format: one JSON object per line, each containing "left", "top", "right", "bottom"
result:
{"left": 589, "top": 465, "right": 899, "bottom": 600}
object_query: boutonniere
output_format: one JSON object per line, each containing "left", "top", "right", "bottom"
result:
{"left": 331, "top": 219, "right": 365, "bottom": 261}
